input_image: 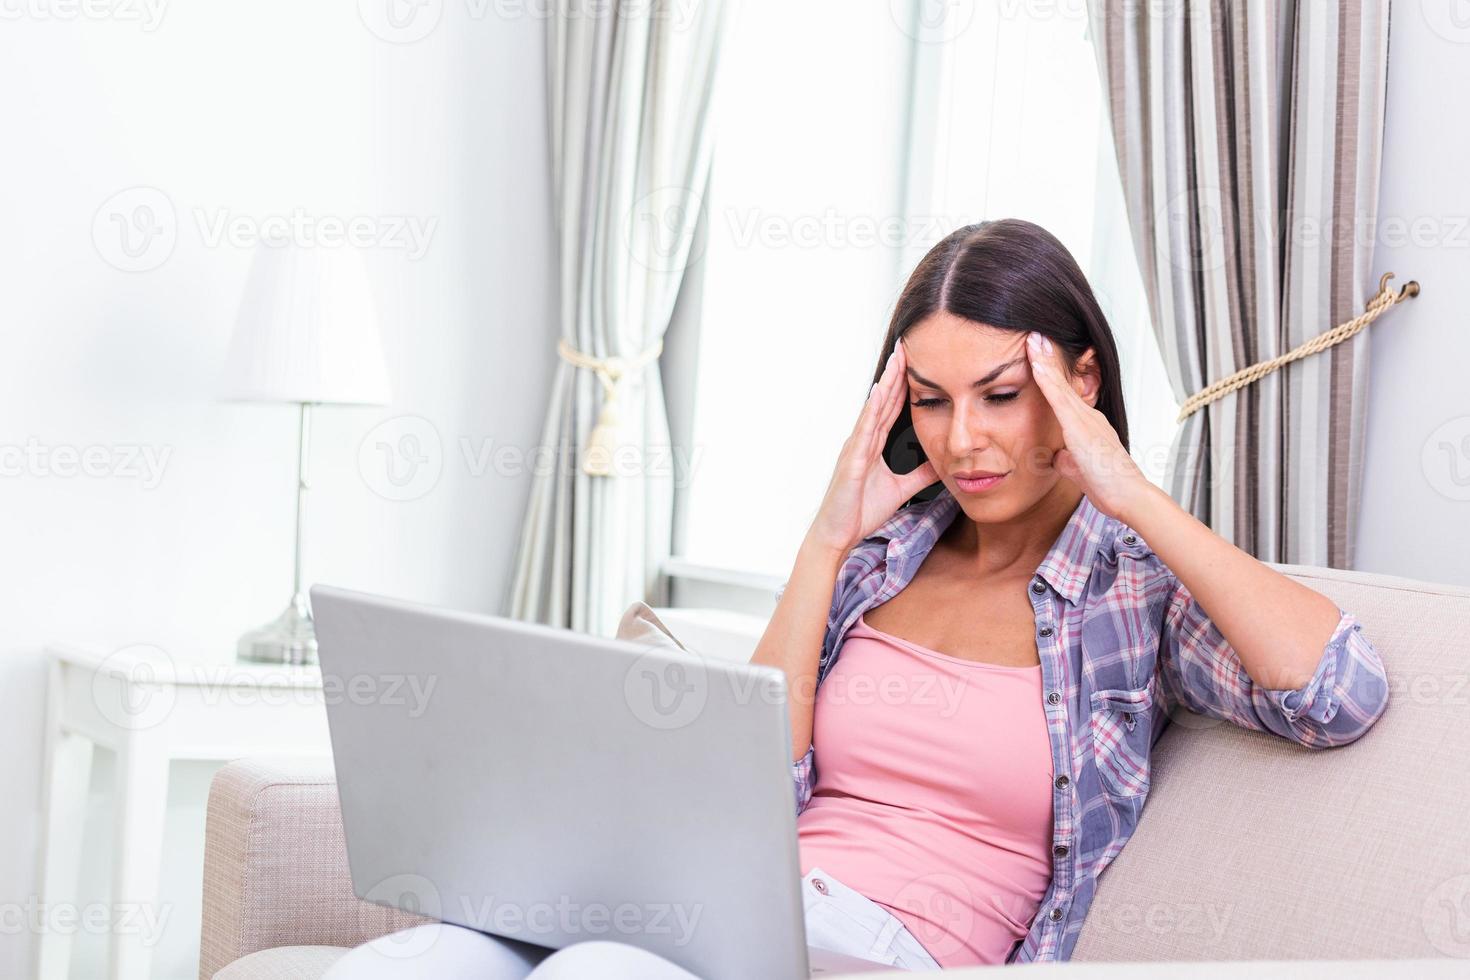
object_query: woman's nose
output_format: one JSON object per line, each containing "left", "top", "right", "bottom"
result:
{"left": 947, "top": 402, "right": 990, "bottom": 456}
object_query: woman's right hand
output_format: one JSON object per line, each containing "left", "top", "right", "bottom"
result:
{"left": 806, "top": 337, "right": 940, "bottom": 557}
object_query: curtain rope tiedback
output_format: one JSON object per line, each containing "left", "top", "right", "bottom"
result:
{"left": 1175, "top": 272, "right": 1420, "bottom": 425}
{"left": 557, "top": 337, "right": 665, "bottom": 477}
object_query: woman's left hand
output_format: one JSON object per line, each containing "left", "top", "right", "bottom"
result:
{"left": 1025, "top": 330, "right": 1155, "bottom": 523}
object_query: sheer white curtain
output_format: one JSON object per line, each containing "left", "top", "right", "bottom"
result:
{"left": 679, "top": 4, "right": 918, "bottom": 579}
{"left": 506, "top": 0, "right": 732, "bottom": 635}
{"left": 900, "top": 3, "right": 1178, "bottom": 486}
{"left": 677, "top": 2, "right": 1175, "bottom": 583}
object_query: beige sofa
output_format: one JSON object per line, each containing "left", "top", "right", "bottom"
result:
{"left": 199, "top": 563, "right": 1470, "bottom": 979}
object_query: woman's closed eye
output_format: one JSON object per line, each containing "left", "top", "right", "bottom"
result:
{"left": 911, "top": 391, "right": 1020, "bottom": 409}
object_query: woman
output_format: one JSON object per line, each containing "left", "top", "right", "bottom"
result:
{"left": 325, "top": 219, "right": 1390, "bottom": 978}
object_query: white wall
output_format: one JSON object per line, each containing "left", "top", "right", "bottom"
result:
{"left": 1357, "top": 1, "right": 1470, "bottom": 587}
{"left": 0, "top": 4, "right": 557, "bottom": 977}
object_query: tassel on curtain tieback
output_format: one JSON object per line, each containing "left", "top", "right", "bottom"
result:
{"left": 557, "top": 337, "right": 664, "bottom": 477}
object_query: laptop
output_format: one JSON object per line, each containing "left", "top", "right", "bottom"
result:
{"left": 311, "top": 584, "right": 901, "bottom": 979}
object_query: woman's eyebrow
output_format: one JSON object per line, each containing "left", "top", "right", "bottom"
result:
{"left": 906, "top": 356, "right": 1027, "bottom": 391}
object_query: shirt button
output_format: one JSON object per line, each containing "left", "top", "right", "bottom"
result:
{"left": 1049, "top": 907, "right": 1064, "bottom": 921}
{"left": 1038, "top": 626, "right": 1053, "bottom": 637}
{"left": 1031, "top": 581, "right": 1046, "bottom": 594}
{"left": 1123, "top": 533, "right": 1137, "bottom": 544}
{"left": 1053, "top": 844, "right": 1069, "bottom": 858}
{"left": 1047, "top": 691, "right": 1061, "bottom": 705}
{"left": 1055, "top": 774, "right": 1069, "bottom": 789}
{"left": 812, "top": 878, "right": 828, "bottom": 895}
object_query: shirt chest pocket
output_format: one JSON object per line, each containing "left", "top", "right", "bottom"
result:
{"left": 1088, "top": 685, "right": 1154, "bottom": 799}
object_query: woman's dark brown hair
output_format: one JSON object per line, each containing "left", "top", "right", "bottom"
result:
{"left": 876, "top": 218, "right": 1129, "bottom": 506}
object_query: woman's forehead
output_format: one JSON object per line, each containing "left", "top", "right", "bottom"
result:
{"left": 904, "top": 317, "right": 1026, "bottom": 367}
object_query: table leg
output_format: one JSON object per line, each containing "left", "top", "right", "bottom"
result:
{"left": 35, "top": 705, "right": 96, "bottom": 980}
{"left": 108, "top": 729, "right": 170, "bottom": 980}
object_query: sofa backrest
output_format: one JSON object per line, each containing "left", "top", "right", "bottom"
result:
{"left": 1072, "top": 563, "right": 1470, "bottom": 960}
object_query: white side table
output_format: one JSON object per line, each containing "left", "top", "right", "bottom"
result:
{"left": 36, "top": 643, "right": 334, "bottom": 980}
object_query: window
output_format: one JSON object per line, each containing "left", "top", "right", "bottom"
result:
{"left": 675, "top": 1, "right": 1176, "bottom": 587}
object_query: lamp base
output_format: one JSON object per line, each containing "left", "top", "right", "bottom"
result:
{"left": 237, "top": 592, "right": 318, "bottom": 665}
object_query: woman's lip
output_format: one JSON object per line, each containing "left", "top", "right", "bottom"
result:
{"left": 954, "top": 471, "right": 1008, "bottom": 492}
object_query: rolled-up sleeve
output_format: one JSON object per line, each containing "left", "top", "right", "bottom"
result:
{"left": 777, "top": 575, "right": 817, "bottom": 814}
{"left": 777, "top": 550, "right": 864, "bottom": 813}
{"left": 1157, "top": 577, "right": 1390, "bottom": 749}
{"left": 793, "top": 742, "right": 815, "bottom": 814}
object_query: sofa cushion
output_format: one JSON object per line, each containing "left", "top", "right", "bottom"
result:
{"left": 616, "top": 600, "right": 690, "bottom": 650}
{"left": 201, "top": 758, "right": 431, "bottom": 979}
{"left": 1071, "top": 564, "right": 1470, "bottom": 960}
{"left": 213, "top": 945, "right": 349, "bottom": 980}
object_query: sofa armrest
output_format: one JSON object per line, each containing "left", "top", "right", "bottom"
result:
{"left": 199, "top": 756, "right": 430, "bottom": 980}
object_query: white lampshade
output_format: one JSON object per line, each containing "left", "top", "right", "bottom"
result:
{"left": 220, "top": 242, "right": 391, "bottom": 405}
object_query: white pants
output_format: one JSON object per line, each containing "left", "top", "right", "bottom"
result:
{"left": 322, "top": 866, "right": 940, "bottom": 978}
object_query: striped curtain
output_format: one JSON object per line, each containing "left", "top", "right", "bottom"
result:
{"left": 1088, "top": 0, "right": 1390, "bottom": 567}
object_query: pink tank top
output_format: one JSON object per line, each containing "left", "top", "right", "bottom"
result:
{"left": 796, "top": 612, "right": 1055, "bottom": 967}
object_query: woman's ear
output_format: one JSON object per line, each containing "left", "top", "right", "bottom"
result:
{"left": 1070, "top": 348, "right": 1102, "bottom": 408}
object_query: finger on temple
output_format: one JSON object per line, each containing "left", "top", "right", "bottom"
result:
{"left": 869, "top": 367, "right": 907, "bottom": 461}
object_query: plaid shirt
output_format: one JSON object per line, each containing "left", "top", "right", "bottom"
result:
{"left": 775, "top": 485, "right": 1390, "bottom": 963}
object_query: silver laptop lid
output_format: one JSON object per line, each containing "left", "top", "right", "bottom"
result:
{"left": 311, "top": 584, "right": 809, "bottom": 980}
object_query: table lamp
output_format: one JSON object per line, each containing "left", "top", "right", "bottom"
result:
{"left": 220, "top": 241, "right": 391, "bottom": 665}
